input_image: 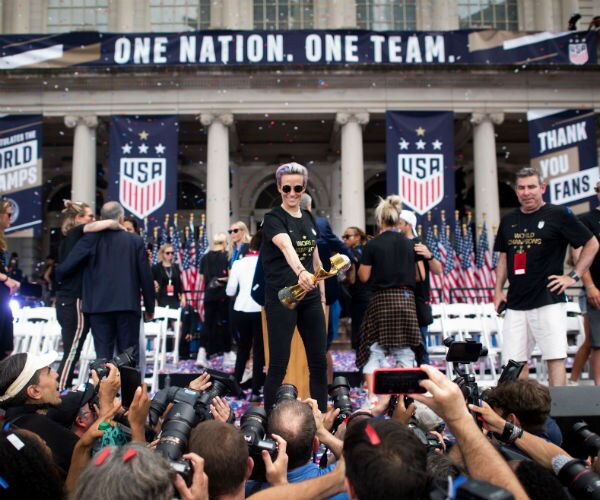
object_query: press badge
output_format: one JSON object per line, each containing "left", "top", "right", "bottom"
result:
{"left": 166, "top": 281, "right": 175, "bottom": 296}
{"left": 514, "top": 252, "right": 526, "bottom": 275}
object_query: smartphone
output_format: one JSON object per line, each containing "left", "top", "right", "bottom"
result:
{"left": 119, "top": 365, "right": 142, "bottom": 409}
{"left": 373, "top": 368, "right": 428, "bottom": 394}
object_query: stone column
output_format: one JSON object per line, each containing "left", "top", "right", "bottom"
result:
{"left": 336, "top": 112, "right": 369, "bottom": 230}
{"left": 64, "top": 115, "right": 98, "bottom": 210}
{"left": 470, "top": 112, "right": 504, "bottom": 237}
{"left": 230, "top": 163, "right": 240, "bottom": 223}
{"left": 199, "top": 113, "right": 233, "bottom": 241}
{"left": 2, "top": 0, "right": 31, "bottom": 33}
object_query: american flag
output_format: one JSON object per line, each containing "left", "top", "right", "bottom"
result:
{"left": 142, "top": 217, "right": 148, "bottom": 248}
{"left": 476, "top": 222, "right": 495, "bottom": 301}
{"left": 151, "top": 237, "right": 159, "bottom": 266}
{"left": 425, "top": 225, "right": 443, "bottom": 303}
{"left": 460, "top": 222, "right": 479, "bottom": 302}
{"left": 171, "top": 224, "right": 182, "bottom": 265}
{"left": 440, "top": 223, "right": 459, "bottom": 303}
{"left": 181, "top": 235, "right": 197, "bottom": 298}
{"left": 160, "top": 224, "right": 168, "bottom": 248}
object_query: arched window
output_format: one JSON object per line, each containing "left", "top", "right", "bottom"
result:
{"left": 356, "top": 0, "right": 417, "bottom": 31}
{"left": 150, "top": 0, "right": 211, "bottom": 32}
{"left": 253, "top": 0, "right": 314, "bottom": 30}
{"left": 458, "top": 0, "right": 518, "bottom": 30}
{"left": 47, "top": 0, "right": 108, "bottom": 33}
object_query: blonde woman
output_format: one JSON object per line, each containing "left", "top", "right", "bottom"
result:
{"left": 0, "top": 200, "right": 20, "bottom": 360}
{"left": 356, "top": 195, "right": 422, "bottom": 406}
{"left": 56, "top": 200, "right": 119, "bottom": 389}
{"left": 152, "top": 243, "right": 185, "bottom": 309}
{"left": 228, "top": 221, "right": 251, "bottom": 268}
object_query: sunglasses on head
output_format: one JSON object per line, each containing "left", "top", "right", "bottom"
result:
{"left": 228, "top": 228, "right": 240, "bottom": 234}
{"left": 281, "top": 184, "right": 304, "bottom": 194}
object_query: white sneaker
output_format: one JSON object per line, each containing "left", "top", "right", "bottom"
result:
{"left": 223, "top": 351, "right": 237, "bottom": 368}
{"left": 196, "top": 348, "right": 208, "bottom": 367}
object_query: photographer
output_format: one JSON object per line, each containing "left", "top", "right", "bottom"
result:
{"left": 483, "top": 379, "right": 563, "bottom": 447}
{"left": 247, "top": 398, "right": 347, "bottom": 499}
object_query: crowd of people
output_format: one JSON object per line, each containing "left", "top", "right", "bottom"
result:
{"left": 1, "top": 164, "right": 600, "bottom": 498}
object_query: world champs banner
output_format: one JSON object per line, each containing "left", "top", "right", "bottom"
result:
{"left": 109, "top": 116, "right": 178, "bottom": 223}
{"left": 386, "top": 111, "right": 455, "bottom": 220}
{"left": 528, "top": 109, "right": 598, "bottom": 208}
{"left": 0, "top": 115, "right": 43, "bottom": 235}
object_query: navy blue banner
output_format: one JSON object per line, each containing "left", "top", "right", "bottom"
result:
{"left": 0, "top": 29, "right": 595, "bottom": 69}
{"left": 386, "top": 111, "right": 455, "bottom": 222}
{"left": 108, "top": 116, "right": 178, "bottom": 226}
{"left": 528, "top": 109, "right": 598, "bottom": 207}
{"left": 0, "top": 114, "right": 43, "bottom": 235}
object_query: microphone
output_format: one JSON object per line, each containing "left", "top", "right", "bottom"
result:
{"left": 552, "top": 455, "right": 600, "bottom": 499}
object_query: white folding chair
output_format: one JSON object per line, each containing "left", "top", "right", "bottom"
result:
{"left": 154, "top": 306, "right": 182, "bottom": 368}
{"left": 143, "top": 314, "right": 168, "bottom": 391}
{"left": 73, "top": 334, "right": 97, "bottom": 386}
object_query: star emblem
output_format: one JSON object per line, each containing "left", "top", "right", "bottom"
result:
{"left": 121, "top": 143, "right": 132, "bottom": 154}
{"left": 415, "top": 127, "right": 426, "bottom": 136}
{"left": 432, "top": 139, "right": 442, "bottom": 150}
{"left": 139, "top": 130, "right": 149, "bottom": 140}
{"left": 155, "top": 143, "right": 166, "bottom": 154}
{"left": 415, "top": 139, "right": 426, "bottom": 150}
{"left": 138, "top": 143, "right": 149, "bottom": 154}
{"left": 398, "top": 138, "right": 409, "bottom": 150}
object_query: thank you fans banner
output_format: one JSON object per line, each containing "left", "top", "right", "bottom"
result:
{"left": 109, "top": 116, "right": 178, "bottom": 222}
{"left": 0, "top": 114, "right": 43, "bottom": 235}
{"left": 386, "top": 111, "right": 455, "bottom": 219}
{"left": 0, "top": 30, "right": 595, "bottom": 69}
{"left": 528, "top": 109, "right": 598, "bottom": 207}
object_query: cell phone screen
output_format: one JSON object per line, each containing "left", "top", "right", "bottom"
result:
{"left": 119, "top": 366, "right": 141, "bottom": 409}
{"left": 373, "top": 368, "right": 428, "bottom": 394}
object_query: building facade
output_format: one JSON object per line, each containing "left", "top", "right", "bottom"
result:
{"left": 0, "top": 0, "right": 599, "bottom": 276}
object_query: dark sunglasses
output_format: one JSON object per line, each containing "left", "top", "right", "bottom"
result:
{"left": 164, "top": 251, "right": 174, "bottom": 255}
{"left": 342, "top": 234, "right": 356, "bottom": 240}
{"left": 595, "top": 187, "right": 600, "bottom": 193}
{"left": 6, "top": 213, "right": 13, "bottom": 217}
{"left": 281, "top": 184, "right": 304, "bottom": 194}
{"left": 228, "top": 228, "right": 240, "bottom": 234}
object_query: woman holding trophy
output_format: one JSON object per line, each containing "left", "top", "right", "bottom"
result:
{"left": 261, "top": 162, "right": 328, "bottom": 412}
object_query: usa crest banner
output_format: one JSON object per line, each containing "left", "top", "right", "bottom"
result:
{"left": 109, "top": 115, "right": 178, "bottom": 223}
{"left": 386, "top": 111, "right": 455, "bottom": 220}
{"left": 0, "top": 114, "right": 43, "bottom": 236}
{"left": 527, "top": 109, "right": 598, "bottom": 208}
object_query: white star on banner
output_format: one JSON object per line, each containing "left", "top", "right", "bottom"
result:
{"left": 138, "top": 143, "right": 149, "bottom": 154}
{"left": 155, "top": 143, "right": 166, "bottom": 154}
{"left": 121, "top": 143, "right": 132, "bottom": 154}
{"left": 398, "top": 138, "right": 409, "bottom": 150}
{"left": 415, "top": 139, "right": 426, "bottom": 150}
{"left": 432, "top": 139, "right": 443, "bottom": 150}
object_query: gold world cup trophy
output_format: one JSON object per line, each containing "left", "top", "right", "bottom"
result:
{"left": 278, "top": 253, "right": 352, "bottom": 309}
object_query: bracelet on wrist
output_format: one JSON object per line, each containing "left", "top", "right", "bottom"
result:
{"left": 586, "top": 285, "right": 596, "bottom": 290}
{"left": 497, "top": 421, "right": 523, "bottom": 444}
{"left": 296, "top": 268, "right": 307, "bottom": 278}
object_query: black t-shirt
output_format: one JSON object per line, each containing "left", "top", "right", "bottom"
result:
{"left": 4, "top": 405, "right": 79, "bottom": 473}
{"left": 56, "top": 224, "right": 85, "bottom": 298}
{"left": 261, "top": 207, "right": 319, "bottom": 297}
{"left": 361, "top": 231, "right": 416, "bottom": 291}
{"left": 494, "top": 204, "right": 592, "bottom": 310}
{"left": 578, "top": 209, "right": 600, "bottom": 287}
{"left": 152, "top": 263, "right": 183, "bottom": 308}
{"left": 348, "top": 244, "right": 371, "bottom": 303}
{"left": 200, "top": 250, "right": 229, "bottom": 302}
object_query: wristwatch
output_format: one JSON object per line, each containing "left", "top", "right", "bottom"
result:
{"left": 568, "top": 271, "right": 580, "bottom": 282}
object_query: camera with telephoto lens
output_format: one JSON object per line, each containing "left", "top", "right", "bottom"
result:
{"left": 89, "top": 347, "right": 136, "bottom": 379}
{"left": 275, "top": 383, "right": 298, "bottom": 405}
{"left": 240, "top": 406, "right": 277, "bottom": 482}
{"left": 573, "top": 421, "right": 600, "bottom": 458}
{"left": 409, "top": 424, "right": 444, "bottom": 453}
{"left": 553, "top": 455, "right": 600, "bottom": 500}
{"left": 329, "top": 376, "right": 353, "bottom": 434}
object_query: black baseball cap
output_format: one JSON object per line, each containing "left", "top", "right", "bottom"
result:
{"left": 46, "top": 383, "right": 96, "bottom": 428}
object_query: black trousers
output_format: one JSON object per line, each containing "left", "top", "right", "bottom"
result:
{"left": 232, "top": 310, "right": 265, "bottom": 394}
{"left": 264, "top": 291, "right": 328, "bottom": 412}
{"left": 89, "top": 311, "right": 141, "bottom": 364}
{"left": 56, "top": 296, "right": 90, "bottom": 389}
{"left": 203, "top": 298, "right": 230, "bottom": 355}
